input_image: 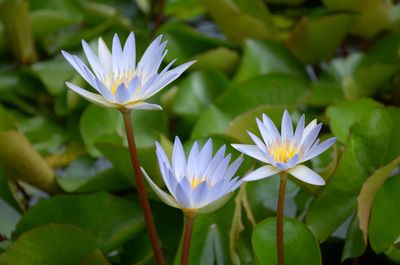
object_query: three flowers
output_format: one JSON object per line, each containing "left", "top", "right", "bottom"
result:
{"left": 62, "top": 31, "right": 336, "bottom": 214}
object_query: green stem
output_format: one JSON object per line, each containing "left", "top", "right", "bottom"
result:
{"left": 121, "top": 110, "right": 165, "bottom": 265}
{"left": 180, "top": 214, "right": 196, "bottom": 265}
{"left": 277, "top": 172, "right": 287, "bottom": 265}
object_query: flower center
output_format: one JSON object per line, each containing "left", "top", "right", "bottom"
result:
{"left": 269, "top": 142, "right": 298, "bottom": 163}
{"left": 104, "top": 70, "right": 138, "bottom": 95}
{"left": 190, "top": 177, "right": 203, "bottom": 189}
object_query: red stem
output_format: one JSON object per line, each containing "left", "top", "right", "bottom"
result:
{"left": 277, "top": 172, "right": 287, "bottom": 265}
{"left": 180, "top": 215, "right": 195, "bottom": 265}
{"left": 121, "top": 110, "right": 165, "bottom": 265}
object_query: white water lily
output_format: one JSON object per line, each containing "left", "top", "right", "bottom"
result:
{"left": 142, "top": 137, "right": 243, "bottom": 214}
{"left": 232, "top": 110, "right": 336, "bottom": 185}
{"left": 62, "top": 32, "right": 194, "bottom": 110}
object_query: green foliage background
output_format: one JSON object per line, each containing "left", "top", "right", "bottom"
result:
{"left": 0, "top": 0, "right": 399, "bottom": 264}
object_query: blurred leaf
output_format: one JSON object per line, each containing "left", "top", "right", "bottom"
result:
{"left": 234, "top": 39, "right": 306, "bottom": 83}
{"left": 173, "top": 71, "right": 229, "bottom": 120}
{"left": 252, "top": 217, "right": 321, "bottom": 265}
{"left": 30, "top": 57, "right": 75, "bottom": 95}
{"left": 323, "top": 0, "right": 394, "bottom": 38}
{"left": 0, "top": 130, "right": 59, "bottom": 194}
{"left": 306, "top": 107, "right": 400, "bottom": 241}
{"left": 13, "top": 192, "right": 144, "bottom": 253}
{"left": 192, "top": 47, "right": 240, "bottom": 75}
{"left": 287, "top": 13, "right": 355, "bottom": 64}
{"left": 192, "top": 73, "right": 310, "bottom": 138}
{"left": 0, "top": 224, "right": 109, "bottom": 265}
{"left": 30, "top": 0, "right": 83, "bottom": 18}
{"left": 341, "top": 215, "right": 366, "bottom": 261}
{"left": 265, "top": 0, "right": 305, "bottom": 5}
{"left": 30, "top": 10, "right": 80, "bottom": 39}
{"left": 0, "top": 170, "right": 21, "bottom": 213}
{"left": 326, "top": 98, "right": 382, "bottom": 143}
{"left": 159, "top": 22, "right": 227, "bottom": 62}
{"left": 56, "top": 156, "right": 132, "bottom": 192}
{"left": 80, "top": 250, "right": 111, "bottom": 265}
{"left": 357, "top": 156, "right": 400, "bottom": 243}
{"left": 200, "top": 0, "right": 275, "bottom": 43}
{"left": 369, "top": 174, "right": 400, "bottom": 253}
{"left": 307, "top": 81, "right": 344, "bottom": 107}
{"left": 165, "top": 0, "right": 204, "bottom": 18}
{"left": 0, "top": 199, "right": 20, "bottom": 239}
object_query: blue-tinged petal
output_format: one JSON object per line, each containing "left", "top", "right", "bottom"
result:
{"left": 82, "top": 40, "right": 105, "bottom": 78}
{"left": 281, "top": 110, "right": 294, "bottom": 141}
{"left": 198, "top": 139, "right": 213, "bottom": 176}
{"left": 112, "top": 34, "right": 123, "bottom": 74}
{"left": 209, "top": 154, "right": 231, "bottom": 183}
{"left": 98, "top": 37, "right": 112, "bottom": 71}
{"left": 161, "top": 162, "right": 179, "bottom": 196}
{"left": 247, "top": 131, "right": 274, "bottom": 163}
{"left": 123, "top": 32, "right": 136, "bottom": 72}
{"left": 302, "top": 119, "right": 317, "bottom": 142}
{"left": 187, "top": 141, "right": 199, "bottom": 179}
{"left": 115, "top": 83, "right": 130, "bottom": 103}
{"left": 286, "top": 153, "right": 300, "bottom": 168}
{"left": 142, "top": 41, "right": 168, "bottom": 80}
{"left": 62, "top": 51, "right": 96, "bottom": 88}
{"left": 204, "top": 145, "right": 226, "bottom": 179}
{"left": 141, "top": 73, "right": 179, "bottom": 99}
{"left": 138, "top": 74, "right": 158, "bottom": 97}
{"left": 223, "top": 155, "right": 243, "bottom": 180}
{"left": 231, "top": 144, "right": 270, "bottom": 163}
{"left": 127, "top": 76, "right": 140, "bottom": 99}
{"left": 197, "top": 193, "right": 232, "bottom": 214}
{"left": 262, "top": 113, "right": 280, "bottom": 139}
{"left": 293, "top": 114, "right": 305, "bottom": 146}
{"left": 192, "top": 181, "right": 209, "bottom": 208}
{"left": 94, "top": 77, "right": 114, "bottom": 101}
{"left": 65, "top": 82, "right": 114, "bottom": 107}
{"left": 155, "top": 142, "right": 171, "bottom": 170}
{"left": 137, "top": 35, "right": 163, "bottom": 82}
{"left": 256, "top": 118, "right": 274, "bottom": 145}
{"left": 302, "top": 137, "right": 336, "bottom": 162}
{"left": 172, "top": 136, "right": 187, "bottom": 179}
{"left": 275, "top": 162, "right": 289, "bottom": 171}
{"left": 287, "top": 165, "right": 325, "bottom": 186}
{"left": 242, "top": 165, "right": 279, "bottom": 182}
{"left": 141, "top": 167, "right": 180, "bottom": 208}
{"left": 126, "top": 102, "right": 162, "bottom": 110}
{"left": 174, "top": 181, "right": 191, "bottom": 208}
{"left": 301, "top": 123, "right": 322, "bottom": 152}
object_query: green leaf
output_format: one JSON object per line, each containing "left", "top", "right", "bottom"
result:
{"left": 252, "top": 217, "right": 321, "bottom": 265}
{"left": 369, "top": 174, "right": 400, "bottom": 253}
{"left": 56, "top": 156, "right": 132, "bottom": 192}
{"left": 323, "top": 0, "right": 394, "bottom": 38}
{"left": 341, "top": 215, "right": 366, "bottom": 261}
{"left": 0, "top": 224, "right": 110, "bottom": 265}
{"left": 287, "top": 13, "right": 355, "bottom": 64}
{"left": 30, "top": 57, "right": 75, "bottom": 95}
{"left": 307, "top": 81, "right": 344, "bottom": 107}
{"left": 234, "top": 39, "right": 306, "bottom": 83}
{"left": 192, "top": 47, "right": 240, "bottom": 75}
{"left": 306, "top": 107, "right": 400, "bottom": 241}
{"left": 192, "top": 73, "right": 310, "bottom": 138}
{"left": 0, "top": 170, "right": 21, "bottom": 213}
{"left": 357, "top": 156, "right": 400, "bottom": 243}
{"left": 13, "top": 192, "right": 144, "bottom": 252}
{"left": 0, "top": 199, "right": 20, "bottom": 239}
{"left": 200, "top": 0, "right": 275, "bottom": 43}
{"left": 326, "top": 98, "right": 382, "bottom": 143}
{"left": 173, "top": 71, "right": 229, "bottom": 120}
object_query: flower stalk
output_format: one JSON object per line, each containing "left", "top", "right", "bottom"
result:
{"left": 277, "top": 172, "right": 287, "bottom": 265}
{"left": 180, "top": 213, "right": 196, "bottom": 265}
{"left": 121, "top": 109, "right": 165, "bottom": 265}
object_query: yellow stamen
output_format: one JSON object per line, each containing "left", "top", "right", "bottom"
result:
{"left": 269, "top": 142, "right": 297, "bottom": 163}
{"left": 190, "top": 177, "right": 203, "bottom": 189}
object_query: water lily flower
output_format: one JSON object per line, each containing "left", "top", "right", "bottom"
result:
{"left": 232, "top": 110, "right": 336, "bottom": 185}
{"left": 142, "top": 137, "right": 243, "bottom": 215}
{"left": 62, "top": 32, "right": 195, "bottom": 110}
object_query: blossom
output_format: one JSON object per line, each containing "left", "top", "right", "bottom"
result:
{"left": 62, "top": 32, "right": 194, "bottom": 110}
{"left": 142, "top": 137, "right": 243, "bottom": 214}
{"left": 232, "top": 110, "right": 336, "bottom": 185}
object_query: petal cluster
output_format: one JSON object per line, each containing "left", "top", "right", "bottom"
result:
{"left": 142, "top": 137, "right": 243, "bottom": 213}
{"left": 62, "top": 32, "right": 195, "bottom": 110}
{"left": 232, "top": 110, "right": 336, "bottom": 186}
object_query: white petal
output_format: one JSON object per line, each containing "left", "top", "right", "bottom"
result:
{"left": 82, "top": 40, "right": 105, "bottom": 78}
{"left": 141, "top": 167, "right": 180, "bottom": 208}
{"left": 125, "top": 102, "right": 162, "bottom": 110}
{"left": 65, "top": 82, "right": 114, "bottom": 107}
{"left": 187, "top": 141, "right": 199, "bottom": 179}
{"left": 256, "top": 118, "right": 274, "bottom": 145}
{"left": 172, "top": 137, "right": 187, "bottom": 179}
{"left": 123, "top": 32, "right": 136, "bottom": 72}
{"left": 197, "top": 193, "right": 232, "bottom": 214}
{"left": 281, "top": 110, "right": 294, "bottom": 141}
{"left": 242, "top": 165, "right": 280, "bottom": 181}
{"left": 223, "top": 155, "right": 243, "bottom": 180}
{"left": 293, "top": 114, "right": 305, "bottom": 146}
{"left": 94, "top": 77, "right": 114, "bottom": 101}
{"left": 287, "top": 165, "right": 325, "bottom": 186}
{"left": 302, "top": 137, "right": 336, "bottom": 162}
{"left": 174, "top": 181, "right": 191, "bottom": 208}
{"left": 112, "top": 34, "right": 123, "bottom": 74}
{"left": 231, "top": 144, "right": 269, "bottom": 163}
{"left": 209, "top": 154, "right": 231, "bottom": 183}
{"left": 302, "top": 119, "right": 317, "bottom": 142}
{"left": 247, "top": 131, "right": 274, "bottom": 163}
{"left": 192, "top": 181, "right": 209, "bottom": 207}
{"left": 262, "top": 113, "right": 280, "bottom": 139}
{"left": 62, "top": 51, "right": 96, "bottom": 88}
{"left": 301, "top": 123, "right": 322, "bottom": 152}
{"left": 115, "top": 83, "right": 131, "bottom": 103}
{"left": 98, "top": 37, "right": 112, "bottom": 71}
{"left": 198, "top": 139, "right": 213, "bottom": 176}
{"left": 204, "top": 145, "right": 226, "bottom": 179}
